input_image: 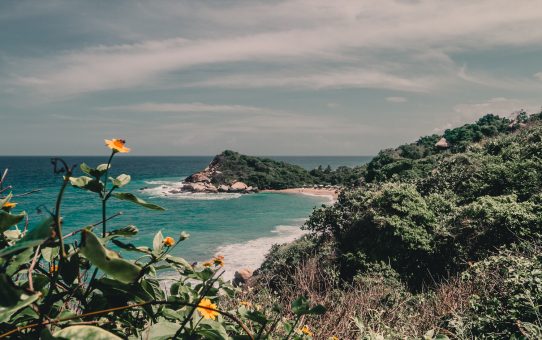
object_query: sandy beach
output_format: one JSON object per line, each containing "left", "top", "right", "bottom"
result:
{"left": 262, "top": 187, "right": 339, "bottom": 202}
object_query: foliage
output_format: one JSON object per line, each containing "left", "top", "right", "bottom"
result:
{"left": 451, "top": 249, "right": 542, "bottom": 339}
{"left": 202, "top": 150, "right": 366, "bottom": 189}
{"left": 0, "top": 143, "right": 325, "bottom": 339}
{"left": 254, "top": 111, "right": 542, "bottom": 337}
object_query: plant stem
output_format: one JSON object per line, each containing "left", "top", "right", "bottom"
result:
{"left": 101, "top": 151, "right": 115, "bottom": 237}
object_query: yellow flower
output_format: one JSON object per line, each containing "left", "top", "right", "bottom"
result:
{"left": 105, "top": 139, "right": 130, "bottom": 153}
{"left": 213, "top": 255, "right": 224, "bottom": 267}
{"left": 49, "top": 264, "right": 58, "bottom": 273}
{"left": 2, "top": 201, "right": 17, "bottom": 209}
{"left": 163, "top": 236, "right": 175, "bottom": 247}
{"left": 330, "top": 337, "right": 339, "bottom": 340}
{"left": 202, "top": 261, "right": 212, "bottom": 267}
{"left": 239, "top": 300, "right": 251, "bottom": 307}
{"left": 197, "top": 298, "right": 219, "bottom": 320}
{"left": 300, "top": 325, "right": 313, "bottom": 337}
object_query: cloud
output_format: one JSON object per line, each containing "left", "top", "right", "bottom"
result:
{"left": 6, "top": 0, "right": 542, "bottom": 97}
{"left": 186, "top": 69, "right": 435, "bottom": 92}
{"left": 535, "top": 72, "right": 542, "bottom": 80}
{"left": 386, "top": 96, "right": 407, "bottom": 103}
{"left": 99, "top": 102, "right": 267, "bottom": 114}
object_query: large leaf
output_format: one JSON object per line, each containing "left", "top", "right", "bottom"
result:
{"left": 112, "top": 192, "right": 165, "bottom": 211}
{"left": 69, "top": 176, "right": 104, "bottom": 193}
{"left": 111, "top": 239, "right": 152, "bottom": 255}
{"left": 147, "top": 322, "right": 181, "bottom": 340}
{"left": 0, "top": 210, "right": 26, "bottom": 232}
{"left": 80, "top": 163, "right": 110, "bottom": 178}
{"left": 0, "top": 291, "right": 41, "bottom": 323}
{"left": 54, "top": 325, "right": 122, "bottom": 340}
{"left": 0, "top": 216, "right": 53, "bottom": 258}
{"left": 6, "top": 247, "right": 34, "bottom": 276}
{"left": 79, "top": 229, "right": 141, "bottom": 284}
{"left": 109, "top": 174, "right": 131, "bottom": 188}
{"left": 0, "top": 273, "right": 24, "bottom": 307}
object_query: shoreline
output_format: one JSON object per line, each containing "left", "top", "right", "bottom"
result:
{"left": 262, "top": 187, "right": 339, "bottom": 202}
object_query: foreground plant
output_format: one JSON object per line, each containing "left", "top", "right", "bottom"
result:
{"left": 0, "top": 140, "right": 325, "bottom": 339}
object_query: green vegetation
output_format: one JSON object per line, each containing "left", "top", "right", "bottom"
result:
{"left": 0, "top": 142, "right": 325, "bottom": 339}
{"left": 255, "top": 111, "right": 542, "bottom": 338}
{"left": 209, "top": 150, "right": 315, "bottom": 189}
{"left": 204, "top": 150, "right": 365, "bottom": 189}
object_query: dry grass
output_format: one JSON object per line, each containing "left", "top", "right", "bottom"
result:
{"left": 228, "top": 258, "right": 479, "bottom": 339}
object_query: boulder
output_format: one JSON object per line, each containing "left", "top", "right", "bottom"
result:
{"left": 205, "top": 184, "right": 218, "bottom": 193}
{"left": 230, "top": 181, "right": 248, "bottom": 191}
{"left": 218, "top": 185, "right": 230, "bottom": 192}
{"left": 184, "top": 183, "right": 207, "bottom": 192}
{"left": 186, "top": 172, "right": 211, "bottom": 183}
{"left": 233, "top": 268, "right": 253, "bottom": 287}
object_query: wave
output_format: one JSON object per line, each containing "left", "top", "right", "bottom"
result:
{"left": 214, "top": 224, "right": 309, "bottom": 281}
{"left": 140, "top": 180, "right": 242, "bottom": 200}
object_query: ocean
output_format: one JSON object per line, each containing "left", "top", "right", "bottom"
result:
{"left": 0, "top": 156, "right": 371, "bottom": 279}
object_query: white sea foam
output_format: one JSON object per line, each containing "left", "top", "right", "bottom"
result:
{"left": 214, "top": 224, "right": 309, "bottom": 281}
{"left": 140, "top": 181, "right": 242, "bottom": 200}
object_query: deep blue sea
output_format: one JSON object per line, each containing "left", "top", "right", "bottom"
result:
{"left": 0, "top": 156, "right": 371, "bottom": 279}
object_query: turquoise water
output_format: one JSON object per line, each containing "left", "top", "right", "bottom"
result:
{"left": 0, "top": 156, "right": 371, "bottom": 278}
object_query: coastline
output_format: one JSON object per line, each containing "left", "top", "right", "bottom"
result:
{"left": 262, "top": 187, "right": 339, "bottom": 202}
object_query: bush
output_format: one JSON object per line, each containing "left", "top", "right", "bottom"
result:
{"left": 450, "top": 251, "right": 542, "bottom": 339}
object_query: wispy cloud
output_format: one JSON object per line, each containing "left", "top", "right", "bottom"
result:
{"left": 6, "top": 0, "right": 542, "bottom": 98}
{"left": 99, "top": 102, "right": 267, "bottom": 114}
{"left": 386, "top": 96, "right": 407, "bottom": 103}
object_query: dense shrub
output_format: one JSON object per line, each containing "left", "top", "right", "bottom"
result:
{"left": 450, "top": 250, "right": 542, "bottom": 339}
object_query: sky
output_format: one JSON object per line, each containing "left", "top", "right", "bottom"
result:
{"left": 1, "top": 0, "right": 541, "bottom": 156}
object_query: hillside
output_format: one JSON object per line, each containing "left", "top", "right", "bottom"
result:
{"left": 252, "top": 110, "right": 542, "bottom": 339}
{"left": 185, "top": 150, "right": 365, "bottom": 190}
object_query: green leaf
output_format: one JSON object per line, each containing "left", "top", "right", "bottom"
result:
{"left": 111, "top": 239, "right": 152, "bottom": 255}
{"left": 306, "top": 304, "right": 326, "bottom": 315}
{"left": 109, "top": 225, "right": 138, "bottom": 237}
{"left": 291, "top": 296, "right": 310, "bottom": 315}
{"left": 69, "top": 176, "right": 104, "bottom": 193}
{"left": 53, "top": 325, "right": 122, "bottom": 340}
{"left": 0, "top": 216, "right": 53, "bottom": 258}
{"left": 0, "top": 210, "right": 26, "bottom": 232}
{"left": 80, "top": 163, "right": 110, "bottom": 178}
{"left": 245, "top": 310, "right": 268, "bottom": 325}
{"left": 0, "top": 273, "right": 25, "bottom": 307}
{"left": 41, "top": 246, "right": 59, "bottom": 262}
{"left": 0, "top": 292, "right": 41, "bottom": 323}
{"left": 153, "top": 230, "right": 164, "bottom": 253}
{"left": 6, "top": 247, "right": 34, "bottom": 276}
{"left": 79, "top": 229, "right": 141, "bottom": 284}
{"left": 147, "top": 321, "right": 181, "bottom": 340}
{"left": 197, "top": 320, "right": 229, "bottom": 340}
{"left": 164, "top": 255, "right": 192, "bottom": 269}
{"left": 112, "top": 192, "right": 166, "bottom": 211}
{"left": 109, "top": 174, "right": 131, "bottom": 188}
